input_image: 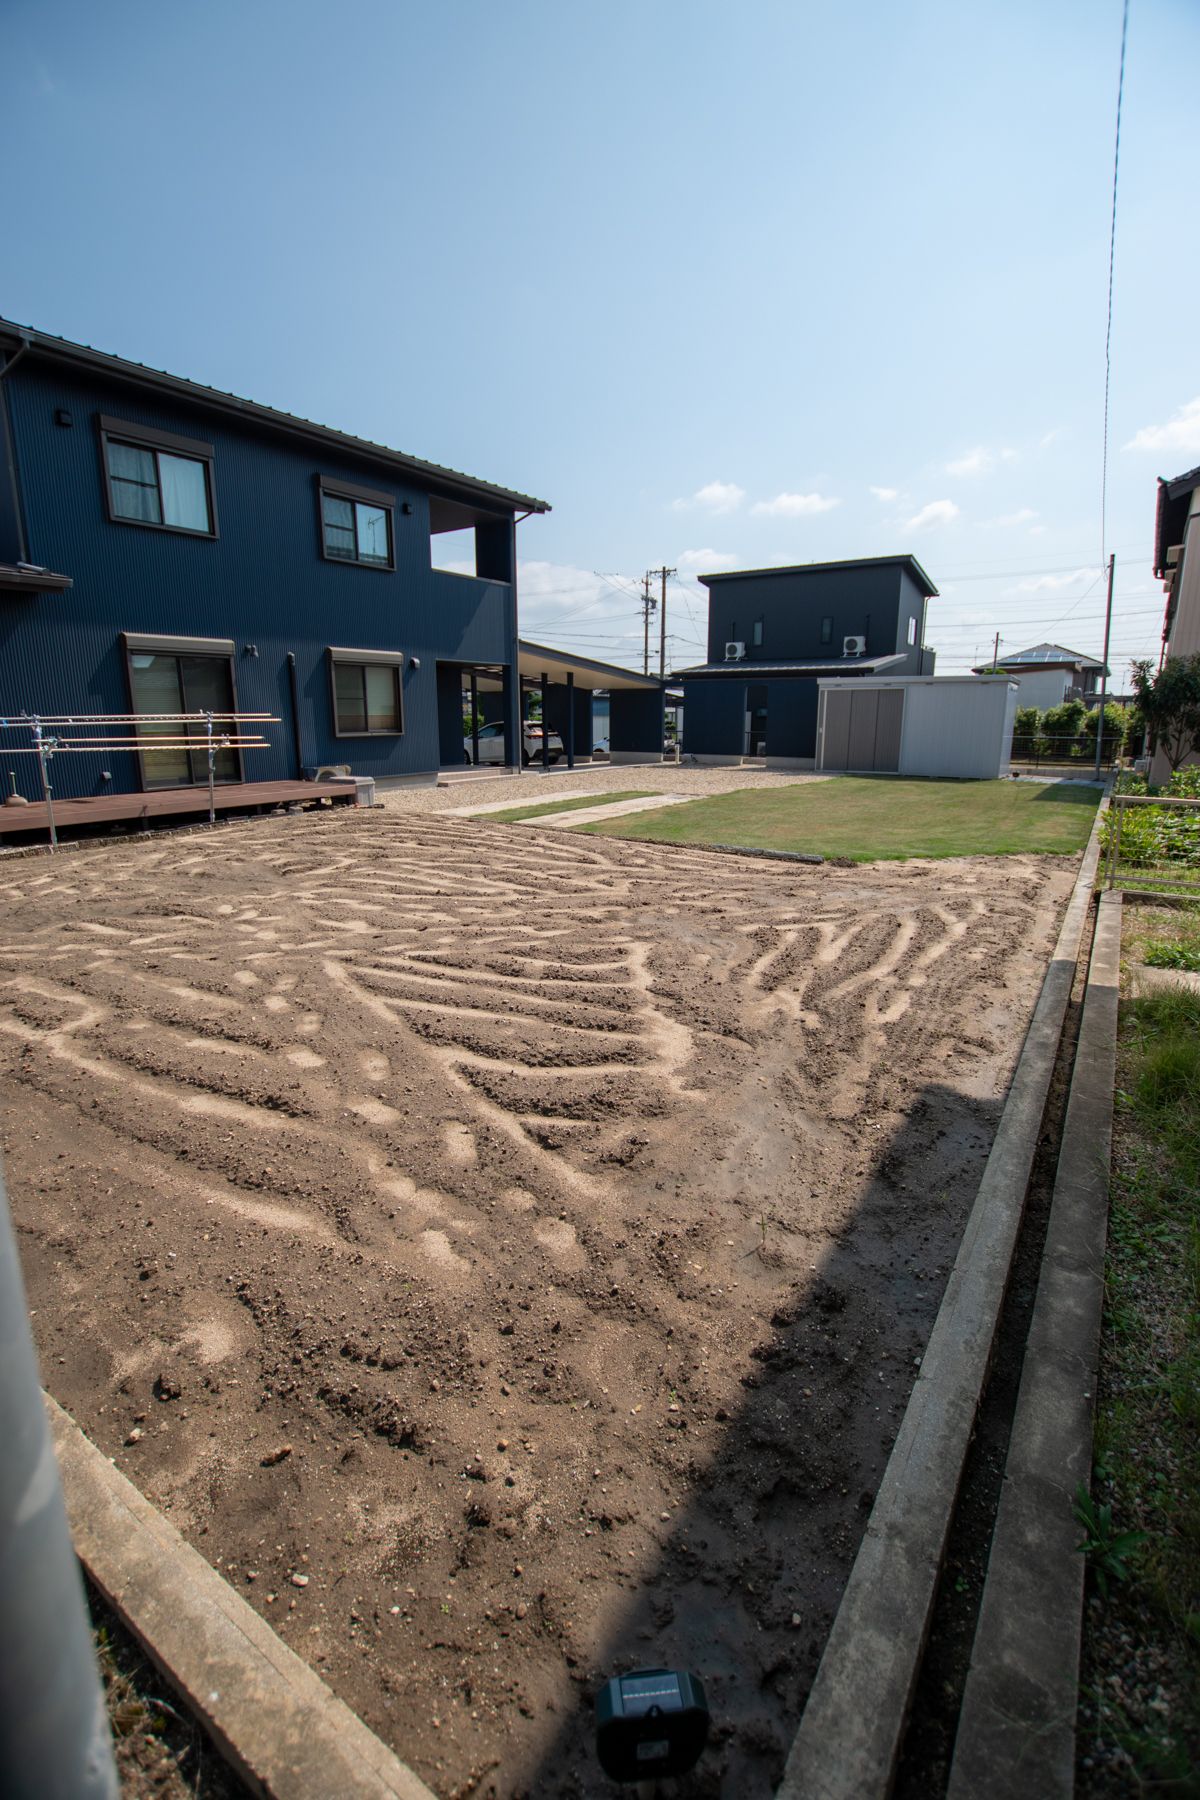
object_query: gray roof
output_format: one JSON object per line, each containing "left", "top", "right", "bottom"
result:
{"left": 696, "top": 554, "right": 938, "bottom": 597}
{"left": 0, "top": 562, "right": 73, "bottom": 594}
{"left": 673, "top": 653, "right": 907, "bottom": 678}
{"left": 980, "top": 642, "right": 1107, "bottom": 672}
{"left": 1164, "top": 464, "right": 1200, "bottom": 503}
{"left": 0, "top": 319, "right": 551, "bottom": 517}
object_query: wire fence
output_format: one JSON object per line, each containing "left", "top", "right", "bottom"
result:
{"left": 1010, "top": 732, "right": 1125, "bottom": 771}
{"left": 1103, "top": 793, "right": 1200, "bottom": 898}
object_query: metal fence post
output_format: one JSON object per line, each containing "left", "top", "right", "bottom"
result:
{"left": 0, "top": 1156, "right": 119, "bottom": 1799}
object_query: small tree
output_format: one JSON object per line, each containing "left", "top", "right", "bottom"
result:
{"left": 1013, "top": 705, "right": 1041, "bottom": 739}
{"left": 1042, "top": 697, "right": 1087, "bottom": 745}
{"left": 1082, "top": 701, "right": 1126, "bottom": 756}
{"left": 1129, "top": 656, "right": 1200, "bottom": 772}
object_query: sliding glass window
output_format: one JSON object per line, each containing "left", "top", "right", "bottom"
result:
{"left": 328, "top": 650, "right": 403, "bottom": 737}
{"left": 319, "top": 477, "right": 394, "bottom": 569}
{"left": 125, "top": 639, "right": 240, "bottom": 788}
{"left": 100, "top": 418, "right": 216, "bottom": 536}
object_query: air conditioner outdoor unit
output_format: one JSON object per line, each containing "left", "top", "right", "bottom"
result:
{"left": 724, "top": 641, "right": 745, "bottom": 662}
{"left": 843, "top": 635, "right": 867, "bottom": 657}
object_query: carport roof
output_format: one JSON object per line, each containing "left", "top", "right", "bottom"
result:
{"left": 517, "top": 640, "right": 663, "bottom": 691}
{"left": 673, "top": 653, "right": 907, "bottom": 678}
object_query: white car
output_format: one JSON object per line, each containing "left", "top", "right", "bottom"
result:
{"left": 464, "top": 723, "right": 564, "bottom": 766}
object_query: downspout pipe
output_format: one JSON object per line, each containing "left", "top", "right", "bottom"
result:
{"left": 0, "top": 1153, "right": 119, "bottom": 1799}
{"left": 286, "top": 653, "right": 304, "bottom": 779}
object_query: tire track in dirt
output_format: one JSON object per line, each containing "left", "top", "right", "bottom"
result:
{"left": 0, "top": 812, "right": 1077, "bottom": 1798}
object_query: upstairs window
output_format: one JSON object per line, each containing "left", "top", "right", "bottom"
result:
{"left": 752, "top": 620, "right": 764, "bottom": 646}
{"left": 100, "top": 416, "right": 215, "bottom": 535}
{"left": 907, "top": 616, "right": 917, "bottom": 645}
{"left": 319, "top": 476, "right": 394, "bottom": 569}
{"left": 820, "top": 616, "right": 833, "bottom": 645}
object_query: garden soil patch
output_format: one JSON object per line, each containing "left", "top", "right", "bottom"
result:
{"left": 1, "top": 811, "right": 1076, "bottom": 1798}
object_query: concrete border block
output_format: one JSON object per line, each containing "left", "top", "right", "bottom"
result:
{"left": 776, "top": 786, "right": 1111, "bottom": 1800}
{"left": 46, "top": 1398, "right": 436, "bottom": 1800}
{"left": 946, "top": 887, "right": 1121, "bottom": 1798}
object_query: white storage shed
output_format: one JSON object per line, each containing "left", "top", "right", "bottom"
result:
{"left": 815, "top": 675, "right": 1019, "bottom": 780}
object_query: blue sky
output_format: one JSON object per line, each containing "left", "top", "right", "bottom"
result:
{"left": 3, "top": 0, "right": 1198, "bottom": 680}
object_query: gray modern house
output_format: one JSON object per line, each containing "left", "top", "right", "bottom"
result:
{"left": 677, "top": 555, "right": 937, "bottom": 765}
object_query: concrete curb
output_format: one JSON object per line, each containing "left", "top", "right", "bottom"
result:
{"left": 776, "top": 785, "right": 1112, "bottom": 1800}
{"left": 46, "top": 1398, "right": 436, "bottom": 1800}
{"left": 946, "top": 888, "right": 1120, "bottom": 1798}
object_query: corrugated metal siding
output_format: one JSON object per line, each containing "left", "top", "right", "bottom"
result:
{"left": 706, "top": 564, "right": 902, "bottom": 666}
{"left": 898, "top": 680, "right": 1014, "bottom": 780}
{"left": 0, "top": 365, "right": 519, "bottom": 799}
{"left": 818, "top": 678, "right": 1016, "bottom": 779}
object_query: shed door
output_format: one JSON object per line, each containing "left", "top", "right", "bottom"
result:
{"left": 873, "top": 689, "right": 904, "bottom": 772}
{"left": 847, "top": 691, "right": 880, "bottom": 770}
{"left": 821, "top": 690, "right": 852, "bottom": 769}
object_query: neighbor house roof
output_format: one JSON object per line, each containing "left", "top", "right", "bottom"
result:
{"left": 0, "top": 319, "right": 551, "bottom": 518}
{"left": 1155, "top": 464, "right": 1200, "bottom": 578}
{"left": 696, "top": 555, "right": 938, "bottom": 596}
{"left": 990, "top": 642, "right": 1104, "bottom": 668}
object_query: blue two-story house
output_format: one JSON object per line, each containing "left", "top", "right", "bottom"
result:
{"left": 0, "top": 318, "right": 551, "bottom": 801}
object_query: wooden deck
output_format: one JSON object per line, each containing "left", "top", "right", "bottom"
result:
{"left": 0, "top": 778, "right": 359, "bottom": 842}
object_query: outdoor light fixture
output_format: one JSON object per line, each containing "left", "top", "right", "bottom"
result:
{"left": 244, "top": 644, "right": 259, "bottom": 658}
{"left": 409, "top": 655, "right": 421, "bottom": 669}
{"left": 595, "top": 1668, "right": 709, "bottom": 1783}
{"left": 55, "top": 408, "right": 73, "bottom": 427}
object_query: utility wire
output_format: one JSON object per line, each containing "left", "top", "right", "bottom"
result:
{"left": 1102, "top": 0, "right": 1130, "bottom": 570}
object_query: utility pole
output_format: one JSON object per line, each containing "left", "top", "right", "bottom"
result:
{"left": 640, "top": 576, "right": 657, "bottom": 677}
{"left": 1095, "top": 553, "right": 1116, "bottom": 780}
{"left": 646, "top": 566, "right": 676, "bottom": 680}
{"left": 992, "top": 632, "right": 1001, "bottom": 672}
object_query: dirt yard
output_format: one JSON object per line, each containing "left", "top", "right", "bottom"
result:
{"left": 1, "top": 811, "right": 1076, "bottom": 1799}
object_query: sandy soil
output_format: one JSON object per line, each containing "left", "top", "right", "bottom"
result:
{"left": 1, "top": 810, "right": 1076, "bottom": 1799}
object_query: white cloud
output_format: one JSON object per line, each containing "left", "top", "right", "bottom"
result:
{"left": 673, "top": 480, "right": 745, "bottom": 515}
{"left": 904, "top": 499, "right": 960, "bottom": 531}
{"left": 1124, "top": 397, "right": 1200, "bottom": 455}
{"left": 750, "top": 491, "right": 839, "bottom": 518}
{"left": 975, "top": 508, "right": 1039, "bottom": 530}
{"left": 1009, "top": 567, "right": 1097, "bottom": 596}
{"left": 512, "top": 561, "right": 710, "bottom": 668}
{"left": 946, "top": 447, "right": 993, "bottom": 476}
{"left": 678, "top": 547, "right": 737, "bottom": 573}
{"left": 870, "top": 486, "right": 898, "bottom": 502}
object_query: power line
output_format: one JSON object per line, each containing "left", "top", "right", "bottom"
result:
{"left": 1102, "top": 0, "right": 1130, "bottom": 569}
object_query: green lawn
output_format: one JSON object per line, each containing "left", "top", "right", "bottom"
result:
{"left": 470, "top": 788, "right": 658, "bottom": 824}
{"left": 576, "top": 776, "right": 1101, "bottom": 861}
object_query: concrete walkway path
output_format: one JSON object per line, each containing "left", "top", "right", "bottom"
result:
{"left": 519, "top": 791, "right": 703, "bottom": 828}
{"left": 444, "top": 788, "right": 611, "bottom": 818}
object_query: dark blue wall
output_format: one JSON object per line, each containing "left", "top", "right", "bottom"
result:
{"left": 766, "top": 678, "right": 820, "bottom": 756}
{"left": 545, "top": 682, "right": 593, "bottom": 758}
{"left": 704, "top": 563, "right": 925, "bottom": 673}
{"left": 610, "top": 687, "right": 664, "bottom": 754}
{"left": 0, "top": 361, "right": 520, "bottom": 799}
{"left": 682, "top": 679, "right": 744, "bottom": 755}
